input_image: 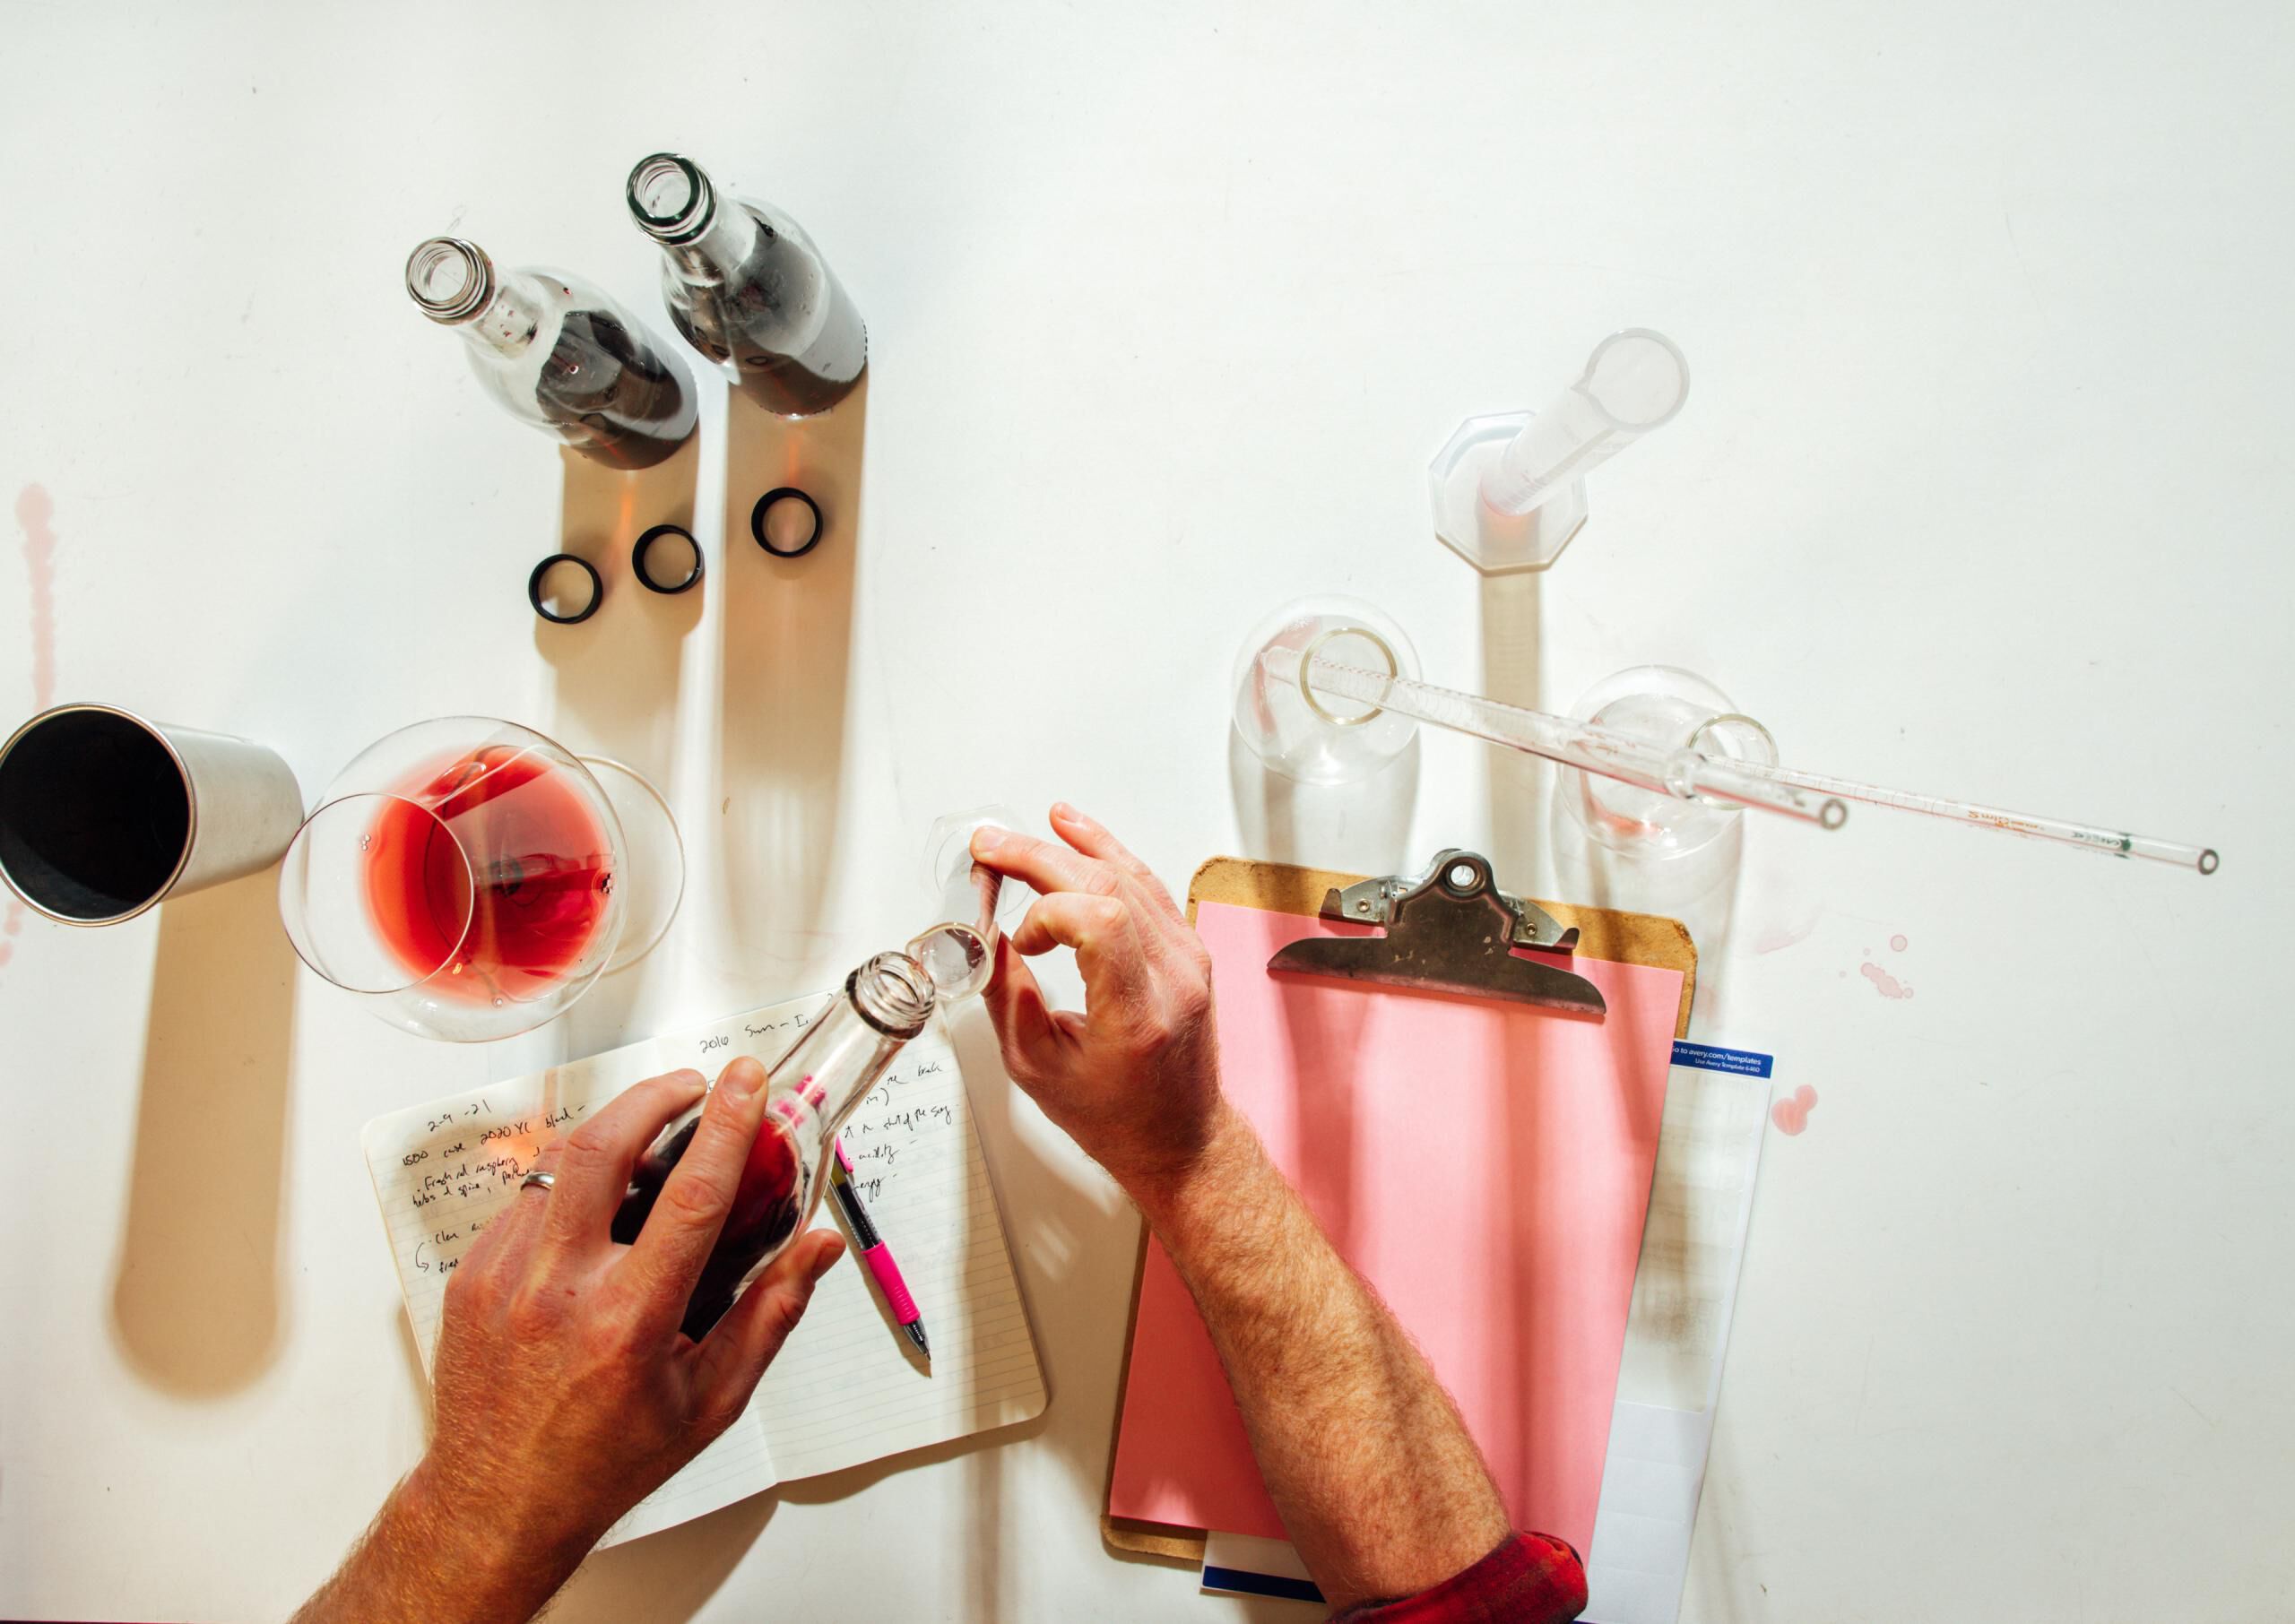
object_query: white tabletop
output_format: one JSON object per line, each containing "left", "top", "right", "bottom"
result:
{"left": 3, "top": 4, "right": 2288, "bottom": 1620}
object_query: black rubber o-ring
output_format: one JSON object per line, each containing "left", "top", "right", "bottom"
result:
{"left": 751, "top": 486, "right": 824, "bottom": 558}
{"left": 528, "top": 554, "right": 602, "bottom": 624}
{"left": 632, "top": 523, "right": 705, "bottom": 594}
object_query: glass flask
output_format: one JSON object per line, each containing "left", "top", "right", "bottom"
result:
{"left": 626, "top": 151, "right": 867, "bottom": 417}
{"left": 278, "top": 718, "right": 684, "bottom": 1041}
{"left": 613, "top": 951, "right": 937, "bottom": 1337}
{"left": 405, "top": 238, "right": 697, "bottom": 470}
{"left": 906, "top": 806, "right": 1033, "bottom": 999}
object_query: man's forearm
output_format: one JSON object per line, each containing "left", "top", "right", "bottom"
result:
{"left": 291, "top": 1461, "right": 585, "bottom": 1624}
{"left": 1131, "top": 1104, "right": 1512, "bottom": 1611}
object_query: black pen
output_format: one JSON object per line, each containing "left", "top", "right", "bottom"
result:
{"left": 829, "top": 1138, "right": 930, "bottom": 1358}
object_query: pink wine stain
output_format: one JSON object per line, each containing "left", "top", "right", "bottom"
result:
{"left": 4, "top": 484, "right": 60, "bottom": 978}
{"left": 1771, "top": 1084, "right": 1818, "bottom": 1135}
{"left": 1859, "top": 960, "right": 1913, "bottom": 999}
{"left": 18, "top": 484, "right": 56, "bottom": 710}
{"left": 1753, "top": 909, "right": 1823, "bottom": 955}
{"left": 1889, "top": 933, "right": 1909, "bottom": 953}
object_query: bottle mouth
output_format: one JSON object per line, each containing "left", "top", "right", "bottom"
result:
{"left": 848, "top": 951, "right": 937, "bottom": 1038}
{"left": 406, "top": 238, "right": 494, "bottom": 323}
{"left": 627, "top": 153, "right": 714, "bottom": 244}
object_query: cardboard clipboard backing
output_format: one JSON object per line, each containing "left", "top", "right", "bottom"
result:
{"left": 1101, "top": 856, "right": 1699, "bottom": 1563}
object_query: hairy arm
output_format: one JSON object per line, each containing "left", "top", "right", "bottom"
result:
{"left": 974, "top": 808, "right": 1515, "bottom": 1612}
{"left": 1136, "top": 1108, "right": 1511, "bottom": 1608}
{"left": 293, "top": 1062, "right": 844, "bottom": 1624}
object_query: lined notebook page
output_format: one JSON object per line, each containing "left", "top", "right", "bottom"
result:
{"left": 359, "top": 992, "right": 1046, "bottom": 1545}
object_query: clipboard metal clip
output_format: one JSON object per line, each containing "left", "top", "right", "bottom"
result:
{"left": 1267, "top": 849, "right": 1607, "bottom": 1018}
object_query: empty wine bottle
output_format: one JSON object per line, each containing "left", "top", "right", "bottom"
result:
{"left": 405, "top": 238, "right": 697, "bottom": 471}
{"left": 612, "top": 950, "right": 934, "bottom": 1338}
{"left": 626, "top": 151, "right": 867, "bottom": 417}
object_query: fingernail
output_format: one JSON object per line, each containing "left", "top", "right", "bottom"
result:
{"left": 719, "top": 1056, "right": 766, "bottom": 1099}
{"left": 971, "top": 826, "right": 1004, "bottom": 854}
{"left": 810, "top": 1234, "right": 847, "bottom": 1279}
{"left": 1052, "top": 801, "right": 1079, "bottom": 821}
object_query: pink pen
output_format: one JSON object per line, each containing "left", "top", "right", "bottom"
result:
{"left": 829, "top": 1137, "right": 929, "bottom": 1359}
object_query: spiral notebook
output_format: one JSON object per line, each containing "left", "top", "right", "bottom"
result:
{"left": 359, "top": 992, "right": 1048, "bottom": 1546}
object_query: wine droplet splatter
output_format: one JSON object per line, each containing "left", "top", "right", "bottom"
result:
{"left": 1771, "top": 1084, "right": 1819, "bottom": 1135}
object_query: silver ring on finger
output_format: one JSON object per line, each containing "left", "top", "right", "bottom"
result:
{"left": 521, "top": 1170, "right": 557, "bottom": 1193}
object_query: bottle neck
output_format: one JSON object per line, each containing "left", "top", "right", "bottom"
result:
{"left": 628, "top": 153, "right": 760, "bottom": 283}
{"left": 773, "top": 953, "right": 937, "bottom": 1135}
{"left": 406, "top": 238, "right": 544, "bottom": 358}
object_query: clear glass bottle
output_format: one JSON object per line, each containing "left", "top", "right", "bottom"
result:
{"left": 613, "top": 951, "right": 935, "bottom": 1337}
{"left": 626, "top": 151, "right": 867, "bottom": 417}
{"left": 404, "top": 238, "right": 697, "bottom": 471}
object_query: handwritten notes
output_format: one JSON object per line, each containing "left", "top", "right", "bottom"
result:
{"left": 360, "top": 992, "right": 1047, "bottom": 1546}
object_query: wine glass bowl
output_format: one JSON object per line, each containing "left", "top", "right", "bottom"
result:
{"left": 279, "top": 717, "right": 638, "bottom": 1041}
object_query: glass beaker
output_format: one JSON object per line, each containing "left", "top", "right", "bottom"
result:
{"left": 1230, "top": 595, "right": 1424, "bottom": 785}
{"left": 1558, "top": 667, "right": 1776, "bottom": 860}
{"left": 277, "top": 717, "right": 682, "bottom": 1041}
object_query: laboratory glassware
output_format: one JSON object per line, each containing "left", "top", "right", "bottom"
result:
{"left": 1231, "top": 596, "right": 1425, "bottom": 785}
{"left": 1265, "top": 644, "right": 2216, "bottom": 873}
{"left": 1429, "top": 329, "right": 1690, "bottom": 573}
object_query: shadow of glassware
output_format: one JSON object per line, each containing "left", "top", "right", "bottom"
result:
{"left": 1225, "top": 727, "right": 1420, "bottom": 878}
{"left": 108, "top": 868, "right": 297, "bottom": 1395}
{"left": 1480, "top": 570, "right": 1554, "bottom": 898}
{"left": 536, "top": 436, "right": 708, "bottom": 1055}
{"left": 1546, "top": 788, "right": 1747, "bottom": 1025}
{"left": 715, "top": 378, "right": 868, "bottom": 977}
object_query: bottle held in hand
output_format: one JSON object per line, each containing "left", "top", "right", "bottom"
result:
{"left": 613, "top": 951, "right": 935, "bottom": 1337}
{"left": 405, "top": 237, "right": 697, "bottom": 470}
{"left": 625, "top": 151, "right": 867, "bottom": 417}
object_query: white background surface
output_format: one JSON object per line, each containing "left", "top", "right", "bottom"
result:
{"left": 2, "top": 3, "right": 2288, "bottom": 1620}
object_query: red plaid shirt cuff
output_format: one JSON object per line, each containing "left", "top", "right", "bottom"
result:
{"left": 1330, "top": 1532, "right": 1588, "bottom": 1624}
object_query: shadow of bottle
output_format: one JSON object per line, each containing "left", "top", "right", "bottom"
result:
{"left": 108, "top": 868, "right": 297, "bottom": 1395}
{"left": 534, "top": 435, "right": 706, "bottom": 1053}
{"left": 714, "top": 376, "right": 868, "bottom": 977}
{"left": 537, "top": 435, "right": 705, "bottom": 773}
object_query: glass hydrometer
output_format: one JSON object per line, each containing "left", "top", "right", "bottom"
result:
{"left": 1263, "top": 649, "right": 2219, "bottom": 875}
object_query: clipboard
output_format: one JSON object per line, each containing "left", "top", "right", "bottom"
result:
{"left": 1100, "top": 854, "right": 1698, "bottom": 1562}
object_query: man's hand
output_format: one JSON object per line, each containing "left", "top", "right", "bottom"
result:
{"left": 295, "top": 1058, "right": 845, "bottom": 1624}
{"left": 970, "top": 803, "right": 1226, "bottom": 1196}
{"left": 971, "top": 804, "right": 1529, "bottom": 1613}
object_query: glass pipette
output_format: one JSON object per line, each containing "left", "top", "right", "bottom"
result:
{"left": 1697, "top": 758, "right": 2219, "bottom": 874}
{"left": 1264, "top": 648, "right": 1845, "bottom": 827}
{"left": 1271, "top": 651, "right": 2219, "bottom": 873}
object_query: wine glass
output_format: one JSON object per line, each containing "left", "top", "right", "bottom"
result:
{"left": 278, "top": 717, "right": 681, "bottom": 1041}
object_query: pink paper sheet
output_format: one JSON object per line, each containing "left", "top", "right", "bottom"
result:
{"left": 1107, "top": 901, "right": 1684, "bottom": 1552}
